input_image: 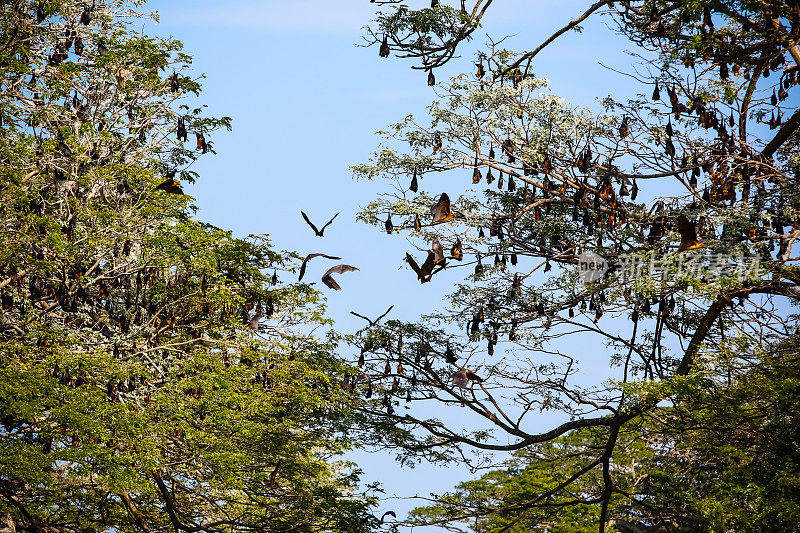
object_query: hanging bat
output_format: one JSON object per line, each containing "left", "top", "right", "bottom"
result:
{"left": 677, "top": 214, "right": 705, "bottom": 252}
{"left": 301, "top": 211, "right": 339, "bottom": 236}
{"left": 405, "top": 251, "right": 436, "bottom": 283}
{"left": 427, "top": 70, "right": 436, "bottom": 86}
{"left": 379, "top": 36, "right": 390, "bottom": 58}
{"left": 350, "top": 305, "right": 394, "bottom": 326}
{"left": 385, "top": 214, "right": 393, "bottom": 234}
{"left": 414, "top": 214, "right": 422, "bottom": 231}
{"left": 80, "top": 4, "right": 92, "bottom": 25}
{"left": 195, "top": 132, "right": 207, "bottom": 153}
{"left": 430, "top": 193, "right": 453, "bottom": 223}
{"left": 155, "top": 178, "right": 183, "bottom": 195}
{"left": 431, "top": 238, "right": 445, "bottom": 264}
{"left": 618, "top": 116, "right": 630, "bottom": 138}
{"left": 322, "top": 264, "right": 359, "bottom": 290}
{"left": 410, "top": 172, "right": 418, "bottom": 192}
{"left": 170, "top": 71, "right": 179, "bottom": 93}
{"left": 451, "top": 238, "right": 463, "bottom": 261}
{"left": 247, "top": 308, "right": 262, "bottom": 331}
{"left": 298, "top": 253, "right": 341, "bottom": 281}
{"left": 652, "top": 80, "right": 660, "bottom": 100}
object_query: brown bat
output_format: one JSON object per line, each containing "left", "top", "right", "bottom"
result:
{"left": 405, "top": 251, "right": 436, "bottom": 283}
{"left": 322, "top": 264, "right": 359, "bottom": 290}
{"left": 155, "top": 178, "right": 183, "bottom": 195}
{"left": 677, "top": 214, "right": 705, "bottom": 252}
{"left": 301, "top": 211, "right": 339, "bottom": 237}
{"left": 247, "top": 308, "right": 262, "bottom": 331}
{"left": 451, "top": 238, "right": 463, "bottom": 261}
{"left": 430, "top": 193, "right": 453, "bottom": 223}
{"left": 379, "top": 36, "right": 390, "bottom": 58}
{"left": 299, "top": 253, "right": 341, "bottom": 281}
{"left": 431, "top": 238, "right": 445, "bottom": 264}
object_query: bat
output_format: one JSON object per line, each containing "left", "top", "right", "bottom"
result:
{"left": 155, "top": 178, "right": 183, "bottom": 195}
{"left": 444, "top": 345, "right": 458, "bottom": 364}
{"left": 432, "top": 132, "right": 442, "bottom": 154}
{"left": 451, "top": 238, "right": 463, "bottom": 261}
{"left": 427, "top": 70, "right": 436, "bottom": 86}
{"left": 350, "top": 305, "right": 394, "bottom": 326}
{"left": 322, "top": 264, "right": 359, "bottom": 290}
{"left": 414, "top": 214, "right": 422, "bottom": 232}
{"left": 380, "top": 511, "right": 397, "bottom": 523}
{"left": 195, "top": 132, "right": 207, "bottom": 153}
{"left": 247, "top": 308, "right": 262, "bottom": 331}
{"left": 301, "top": 211, "right": 339, "bottom": 237}
{"left": 177, "top": 117, "right": 187, "bottom": 142}
{"left": 410, "top": 172, "right": 418, "bottom": 192}
{"left": 298, "top": 253, "right": 341, "bottom": 281}
{"left": 430, "top": 193, "right": 453, "bottom": 223}
{"left": 385, "top": 214, "right": 393, "bottom": 234}
{"left": 431, "top": 238, "right": 445, "bottom": 264}
{"left": 476, "top": 62, "right": 485, "bottom": 79}
{"left": 666, "top": 118, "right": 673, "bottom": 138}
{"left": 677, "top": 214, "right": 705, "bottom": 252}
{"left": 618, "top": 116, "right": 630, "bottom": 138}
{"left": 406, "top": 251, "right": 436, "bottom": 283}
{"left": 379, "top": 36, "right": 390, "bottom": 58}
{"left": 652, "top": 80, "right": 660, "bottom": 101}
{"left": 170, "top": 71, "right": 179, "bottom": 93}
{"left": 80, "top": 4, "right": 91, "bottom": 25}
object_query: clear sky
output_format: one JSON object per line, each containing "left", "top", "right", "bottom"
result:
{"left": 143, "top": 0, "right": 642, "bottom": 523}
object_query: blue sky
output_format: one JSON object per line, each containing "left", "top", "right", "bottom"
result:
{"left": 144, "top": 0, "right": 641, "bottom": 523}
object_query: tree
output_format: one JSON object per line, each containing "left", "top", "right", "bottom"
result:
{"left": 353, "top": 1, "right": 800, "bottom": 531}
{"left": 0, "top": 1, "right": 376, "bottom": 531}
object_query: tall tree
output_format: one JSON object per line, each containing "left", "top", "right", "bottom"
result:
{"left": 0, "top": 1, "right": 376, "bottom": 531}
{"left": 354, "top": 1, "right": 800, "bottom": 531}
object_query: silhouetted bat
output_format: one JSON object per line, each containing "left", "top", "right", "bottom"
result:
{"left": 299, "top": 253, "right": 342, "bottom": 281}
{"left": 322, "top": 264, "right": 359, "bottom": 290}
{"left": 379, "top": 36, "right": 390, "bottom": 58}
{"left": 430, "top": 193, "right": 453, "bottom": 223}
{"left": 428, "top": 70, "right": 436, "bottom": 86}
{"left": 170, "top": 71, "right": 179, "bottom": 93}
{"left": 350, "top": 305, "right": 394, "bottom": 326}
{"left": 301, "top": 211, "right": 339, "bottom": 236}
{"left": 405, "top": 251, "right": 436, "bottom": 283}
{"left": 380, "top": 511, "right": 397, "bottom": 523}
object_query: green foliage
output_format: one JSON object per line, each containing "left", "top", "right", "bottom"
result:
{"left": 0, "top": 1, "right": 375, "bottom": 531}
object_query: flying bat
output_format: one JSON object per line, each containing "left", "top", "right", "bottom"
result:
{"left": 155, "top": 178, "right": 183, "bottom": 195}
{"left": 322, "top": 264, "right": 359, "bottom": 290}
{"left": 406, "top": 251, "right": 436, "bottom": 283}
{"left": 299, "top": 253, "right": 341, "bottom": 281}
{"left": 350, "top": 305, "right": 395, "bottom": 327}
{"left": 677, "top": 214, "right": 705, "bottom": 252}
{"left": 430, "top": 193, "right": 453, "bottom": 223}
{"left": 380, "top": 511, "right": 397, "bottom": 523}
{"left": 301, "top": 211, "right": 339, "bottom": 237}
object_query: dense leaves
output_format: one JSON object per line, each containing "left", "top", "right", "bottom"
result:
{"left": 0, "top": 1, "right": 375, "bottom": 531}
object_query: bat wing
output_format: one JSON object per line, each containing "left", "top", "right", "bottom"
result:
{"left": 430, "top": 193, "right": 453, "bottom": 223}
{"left": 405, "top": 253, "right": 423, "bottom": 277}
{"left": 325, "top": 264, "right": 359, "bottom": 276}
{"left": 321, "top": 274, "right": 341, "bottom": 290}
{"left": 301, "top": 211, "right": 320, "bottom": 235}
{"left": 300, "top": 253, "right": 342, "bottom": 281}
{"left": 350, "top": 311, "right": 373, "bottom": 325}
{"left": 319, "top": 212, "right": 340, "bottom": 235}
{"left": 420, "top": 251, "right": 437, "bottom": 277}
{"left": 374, "top": 305, "right": 394, "bottom": 323}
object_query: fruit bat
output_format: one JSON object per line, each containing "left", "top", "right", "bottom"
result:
{"left": 476, "top": 62, "right": 485, "bottom": 79}
{"left": 497, "top": 172, "right": 504, "bottom": 189}
{"left": 73, "top": 36, "right": 84, "bottom": 55}
{"left": 444, "top": 344, "right": 458, "bottom": 364}
{"left": 486, "top": 167, "right": 495, "bottom": 184}
{"left": 631, "top": 179, "right": 639, "bottom": 201}
{"left": 177, "top": 117, "right": 187, "bottom": 141}
{"left": 406, "top": 251, "right": 436, "bottom": 283}
{"left": 301, "top": 211, "right": 339, "bottom": 236}
{"left": 665, "top": 119, "right": 673, "bottom": 138}
{"left": 452, "top": 368, "right": 468, "bottom": 389}
{"left": 508, "top": 175, "right": 516, "bottom": 191}
{"left": 414, "top": 214, "right": 422, "bottom": 231}
{"left": 431, "top": 238, "right": 445, "bottom": 264}
{"left": 379, "top": 36, "right": 390, "bottom": 58}
{"left": 298, "top": 253, "right": 341, "bottom": 281}
{"left": 472, "top": 164, "right": 482, "bottom": 184}
{"left": 195, "top": 132, "right": 207, "bottom": 153}
{"left": 665, "top": 137, "right": 675, "bottom": 158}
{"left": 247, "top": 308, "right": 262, "bottom": 331}
{"left": 170, "top": 71, "right": 179, "bottom": 93}
{"left": 474, "top": 257, "right": 484, "bottom": 277}
{"left": 431, "top": 0, "right": 439, "bottom": 6}
{"left": 410, "top": 172, "right": 418, "bottom": 192}
{"left": 677, "top": 214, "right": 704, "bottom": 252}
{"left": 427, "top": 70, "right": 436, "bottom": 86}
{"left": 350, "top": 305, "right": 394, "bottom": 327}
{"left": 502, "top": 138, "right": 515, "bottom": 163}
{"left": 618, "top": 116, "right": 630, "bottom": 138}
{"left": 322, "top": 265, "right": 359, "bottom": 290}
{"left": 432, "top": 132, "right": 442, "bottom": 154}
{"left": 80, "top": 4, "right": 92, "bottom": 25}
{"left": 430, "top": 193, "right": 453, "bottom": 223}
{"left": 489, "top": 146, "right": 495, "bottom": 159}
{"left": 155, "top": 178, "right": 183, "bottom": 195}
{"left": 385, "top": 214, "right": 393, "bottom": 234}
{"left": 652, "top": 80, "right": 660, "bottom": 100}
{"left": 451, "top": 238, "right": 463, "bottom": 261}
{"left": 36, "top": 4, "right": 47, "bottom": 22}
